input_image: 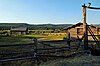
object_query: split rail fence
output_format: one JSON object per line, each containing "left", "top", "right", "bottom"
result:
{"left": 0, "top": 37, "right": 84, "bottom": 65}
{"left": 0, "top": 28, "right": 100, "bottom": 65}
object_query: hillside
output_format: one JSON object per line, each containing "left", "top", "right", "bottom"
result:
{"left": 0, "top": 23, "right": 99, "bottom": 30}
{"left": 0, "top": 23, "right": 72, "bottom": 30}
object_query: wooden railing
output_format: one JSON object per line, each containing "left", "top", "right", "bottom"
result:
{"left": 88, "top": 26, "right": 100, "bottom": 47}
{"left": 0, "top": 37, "right": 83, "bottom": 63}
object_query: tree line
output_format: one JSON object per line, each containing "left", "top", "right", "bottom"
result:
{"left": 0, "top": 23, "right": 71, "bottom": 30}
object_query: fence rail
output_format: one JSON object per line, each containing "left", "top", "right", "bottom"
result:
{"left": 0, "top": 37, "right": 83, "bottom": 64}
{"left": 0, "top": 43, "right": 34, "bottom": 47}
{"left": 0, "top": 56, "right": 35, "bottom": 62}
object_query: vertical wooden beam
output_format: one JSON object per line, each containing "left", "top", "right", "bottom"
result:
{"left": 97, "top": 28, "right": 100, "bottom": 40}
{"left": 82, "top": 4, "right": 88, "bottom": 50}
{"left": 97, "top": 28, "right": 99, "bottom": 35}
{"left": 34, "top": 38, "right": 38, "bottom": 66}
{"left": 67, "top": 32, "right": 70, "bottom": 50}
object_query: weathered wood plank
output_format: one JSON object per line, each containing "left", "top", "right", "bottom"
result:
{"left": 0, "top": 43, "right": 34, "bottom": 47}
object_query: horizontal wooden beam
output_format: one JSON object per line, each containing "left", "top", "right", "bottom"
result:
{"left": 0, "top": 43, "right": 34, "bottom": 47}
{"left": 88, "top": 35, "right": 100, "bottom": 36}
{"left": 38, "top": 43, "right": 56, "bottom": 48}
{"left": 40, "top": 39, "right": 79, "bottom": 43}
{"left": 37, "top": 51, "right": 83, "bottom": 58}
{"left": 88, "top": 7, "right": 100, "bottom": 10}
{"left": 0, "top": 56, "right": 35, "bottom": 62}
{"left": 35, "top": 45, "right": 84, "bottom": 50}
{"left": 0, "top": 50, "right": 34, "bottom": 55}
{"left": 88, "top": 40, "right": 100, "bottom": 42}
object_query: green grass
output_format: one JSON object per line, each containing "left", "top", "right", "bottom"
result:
{"left": 0, "top": 35, "right": 100, "bottom": 66}
{"left": 23, "top": 34, "right": 45, "bottom": 38}
{"left": 0, "top": 36, "right": 32, "bottom": 44}
{"left": 44, "top": 35, "right": 66, "bottom": 40}
{"left": 23, "top": 34, "right": 66, "bottom": 40}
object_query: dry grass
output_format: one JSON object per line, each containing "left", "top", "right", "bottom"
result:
{"left": 39, "top": 55, "right": 100, "bottom": 66}
{"left": 24, "top": 33, "right": 66, "bottom": 40}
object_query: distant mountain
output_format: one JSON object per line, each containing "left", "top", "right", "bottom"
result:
{"left": 0, "top": 23, "right": 72, "bottom": 30}
{"left": 94, "top": 24, "right": 100, "bottom": 27}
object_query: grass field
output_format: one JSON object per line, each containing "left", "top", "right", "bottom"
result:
{"left": 0, "top": 36, "right": 32, "bottom": 44}
{"left": 0, "top": 34, "right": 100, "bottom": 66}
{"left": 0, "top": 32, "right": 66, "bottom": 45}
{"left": 23, "top": 33, "right": 66, "bottom": 40}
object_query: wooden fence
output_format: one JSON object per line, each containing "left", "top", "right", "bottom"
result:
{"left": 0, "top": 37, "right": 84, "bottom": 66}
{"left": 1, "top": 31, "right": 99, "bottom": 65}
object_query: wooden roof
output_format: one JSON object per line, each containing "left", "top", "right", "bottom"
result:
{"left": 63, "top": 22, "right": 99, "bottom": 30}
{"left": 11, "top": 27, "right": 28, "bottom": 32}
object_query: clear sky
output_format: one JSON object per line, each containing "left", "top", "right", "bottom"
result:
{"left": 0, "top": 0, "right": 100, "bottom": 24}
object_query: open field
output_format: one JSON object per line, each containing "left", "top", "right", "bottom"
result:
{"left": 0, "top": 35, "right": 100, "bottom": 66}
{"left": 0, "top": 30, "right": 100, "bottom": 66}
{"left": 0, "top": 32, "right": 66, "bottom": 44}
{"left": 23, "top": 33, "right": 66, "bottom": 40}
{"left": 0, "top": 36, "right": 32, "bottom": 44}
{"left": 0, "top": 36, "right": 82, "bottom": 66}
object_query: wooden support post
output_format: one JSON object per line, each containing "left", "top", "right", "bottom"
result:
{"left": 33, "top": 38, "right": 38, "bottom": 66}
{"left": 82, "top": 4, "right": 88, "bottom": 50}
{"left": 42, "top": 42, "right": 46, "bottom": 54}
{"left": 76, "top": 35, "right": 82, "bottom": 50}
{"left": 67, "top": 32, "right": 70, "bottom": 50}
{"left": 97, "top": 28, "right": 99, "bottom": 35}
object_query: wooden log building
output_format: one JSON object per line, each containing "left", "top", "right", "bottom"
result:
{"left": 64, "top": 22, "right": 100, "bottom": 39}
{"left": 10, "top": 27, "right": 28, "bottom": 35}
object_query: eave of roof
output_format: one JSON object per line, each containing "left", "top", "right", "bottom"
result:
{"left": 63, "top": 22, "right": 100, "bottom": 30}
{"left": 63, "top": 22, "right": 82, "bottom": 30}
{"left": 11, "top": 27, "right": 27, "bottom": 31}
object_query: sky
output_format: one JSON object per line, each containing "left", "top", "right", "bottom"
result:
{"left": 0, "top": 0, "right": 100, "bottom": 24}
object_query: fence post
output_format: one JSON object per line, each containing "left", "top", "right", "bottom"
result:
{"left": 82, "top": 4, "right": 88, "bottom": 50}
{"left": 33, "top": 38, "right": 38, "bottom": 66}
{"left": 76, "top": 35, "right": 82, "bottom": 50}
{"left": 67, "top": 32, "right": 70, "bottom": 50}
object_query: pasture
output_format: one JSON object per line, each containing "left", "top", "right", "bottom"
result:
{"left": 0, "top": 36, "right": 32, "bottom": 44}
{"left": 0, "top": 30, "right": 100, "bottom": 66}
{"left": 0, "top": 35, "right": 82, "bottom": 66}
{"left": 23, "top": 33, "right": 66, "bottom": 40}
{"left": 0, "top": 37, "right": 100, "bottom": 66}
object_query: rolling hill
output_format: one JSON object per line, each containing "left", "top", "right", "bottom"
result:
{"left": 0, "top": 23, "right": 72, "bottom": 30}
